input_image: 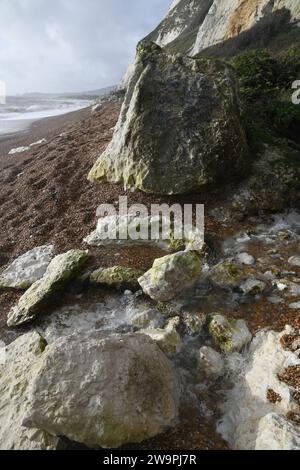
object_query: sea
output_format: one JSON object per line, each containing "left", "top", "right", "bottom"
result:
{"left": 0, "top": 95, "right": 93, "bottom": 136}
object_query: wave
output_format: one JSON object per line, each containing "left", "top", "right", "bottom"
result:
{"left": 0, "top": 96, "right": 92, "bottom": 121}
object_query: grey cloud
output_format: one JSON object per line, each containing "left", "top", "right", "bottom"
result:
{"left": 0, "top": 0, "right": 170, "bottom": 94}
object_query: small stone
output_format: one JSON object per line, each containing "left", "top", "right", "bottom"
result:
{"left": 267, "top": 296, "right": 283, "bottom": 305}
{"left": 208, "top": 314, "right": 252, "bottom": 353}
{"left": 274, "top": 280, "right": 288, "bottom": 292}
{"left": 255, "top": 413, "right": 300, "bottom": 450}
{"left": 0, "top": 245, "right": 54, "bottom": 290}
{"left": 209, "top": 259, "right": 245, "bottom": 289}
{"left": 197, "top": 346, "right": 225, "bottom": 379}
{"left": 240, "top": 278, "right": 266, "bottom": 295}
{"left": 264, "top": 266, "right": 281, "bottom": 279}
{"left": 289, "top": 256, "right": 300, "bottom": 268}
{"left": 291, "top": 283, "right": 300, "bottom": 296}
{"left": 141, "top": 317, "right": 182, "bottom": 356}
{"left": 235, "top": 233, "right": 251, "bottom": 243}
{"left": 131, "top": 309, "right": 165, "bottom": 330}
{"left": 7, "top": 250, "right": 90, "bottom": 327}
{"left": 124, "top": 290, "right": 133, "bottom": 296}
{"left": 90, "top": 266, "right": 143, "bottom": 290}
{"left": 182, "top": 311, "right": 206, "bottom": 336}
{"left": 289, "top": 302, "right": 300, "bottom": 310}
{"left": 138, "top": 251, "right": 202, "bottom": 302}
{"left": 91, "top": 103, "right": 102, "bottom": 114}
{"left": 236, "top": 252, "right": 255, "bottom": 266}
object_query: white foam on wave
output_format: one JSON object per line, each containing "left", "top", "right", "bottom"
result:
{"left": 2, "top": 100, "right": 91, "bottom": 122}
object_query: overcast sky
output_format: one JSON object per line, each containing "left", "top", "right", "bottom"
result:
{"left": 0, "top": 0, "right": 171, "bottom": 95}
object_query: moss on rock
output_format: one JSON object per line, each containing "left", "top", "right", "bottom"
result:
{"left": 89, "top": 41, "right": 248, "bottom": 195}
{"left": 7, "top": 250, "right": 90, "bottom": 327}
{"left": 209, "top": 259, "right": 246, "bottom": 289}
{"left": 90, "top": 266, "right": 144, "bottom": 290}
{"left": 138, "top": 250, "right": 203, "bottom": 302}
{"left": 208, "top": 313, "right": 252, "bottom": 353}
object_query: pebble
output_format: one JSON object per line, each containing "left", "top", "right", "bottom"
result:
{"left": 124, "top": 290, "right": 133, "bottom": 296}
{"left": 235, "top": 233, "right": 251, "bottom": 243}
{"left": 267, "top": 296, "right": 283, "bottom": 304}
{"left": 274, "top": 281, "right": 288, "bottom": 292}
{"left": 236, "top": 252, "right": 255, "bottom": 266}
{"left": 289, "top": 302, "right": 300, "bottom": 309}
{"left": 289, "top": 256, "right": 300, "bottom": 267}
{"left": 240, "top": 279, "right": 267, "bottom": 295}
{"left": 197, "top": 346, "right": 225, "bottom": 379}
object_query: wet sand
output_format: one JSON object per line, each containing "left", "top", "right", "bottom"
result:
{"left": 0, "top": 118, "right": 36, "bottom": 139}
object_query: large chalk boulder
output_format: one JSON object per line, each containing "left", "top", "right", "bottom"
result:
{"left": 23, "top": 332, "right": 179, "bottom": 449}
{"left": 88, "top": 41, "right": 248, "bottom": 195}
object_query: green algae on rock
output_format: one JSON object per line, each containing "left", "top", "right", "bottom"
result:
{"left": 208, "top": 313, "right": 252, "bottom": 353}
{"left": 7, "top": 249, "right": 90, "bottom": 327}
{"left": 90, "top": 266, "right": 144, "bottom": 290}
{"left": 208, "top": 258, "right": 246, "bottom": 289}
{"left": 88, "top": 41, "right": 248, "bottom": 195}
{"left": 0, "top": 332, "right": 61, "bottom": 450}
{"left": 138, "top": 250, "right": 203, "bottom": 302}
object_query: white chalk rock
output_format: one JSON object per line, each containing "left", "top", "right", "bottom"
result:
{"left": 7, "top": 249, "right": 90, "bottom": 327}
{"left": 0, "top": 245, "right": 54, "bottom": 289}
{"left": 131, "top": 308, "right": 165, "bottom": 330}
{"left": 290, "top": 301, "right": 300, "bottom": 310}
{"left": 138, "top": 251, "right": 202, "bottom": 302}
{"left": 23, "top": 332, "right": 179, "bottom": 449}
{"left": 255, "top": 413, "right": 300, "bottom": 450}
{"left": 236, "top": 252, "right": 255, "bottom": 266}
{"left": 218, "top": 329, "right": 300, "bottom": 450}
{"left": 197, "top": 346, "right": 225, "bottom": 379}
{"left": 141, "top": 317, "right": 182, "bottom": 356}
{"left": 91, "top": 103, "right": 102, "bottom": 114}
{"left": 288, "top": 255, "right": 300, "bottom": 267}
{"left": 240, "top": 278, "right": 266, "bottom": 294}
{"left": 0, "top": 332, "right": 60, "bottom": 450}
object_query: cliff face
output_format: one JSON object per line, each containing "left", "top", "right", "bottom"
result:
{"left": 146, "top": 0, "right": 214, "bottom": 51}
{"left": 147, "top": 0, "right": 300, "bottom": 55}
